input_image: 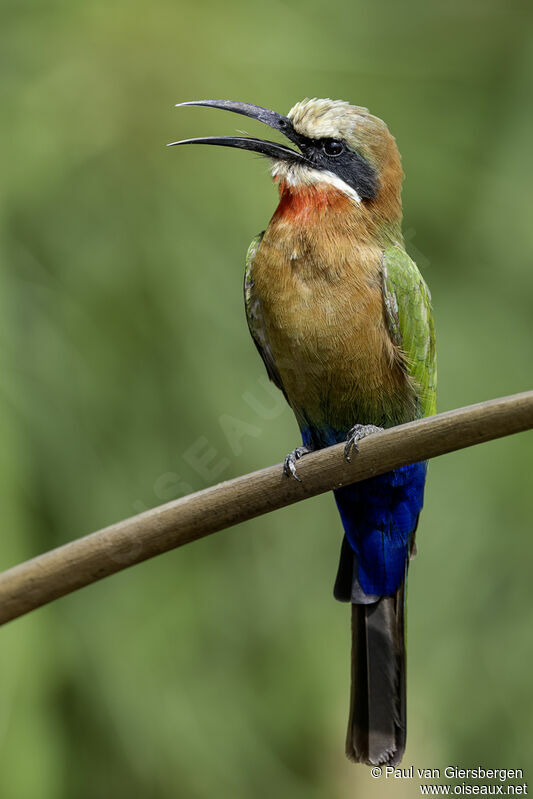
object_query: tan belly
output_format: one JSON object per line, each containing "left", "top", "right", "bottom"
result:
{"left": 251, "top": 219, "right": 414, "bottom": 429}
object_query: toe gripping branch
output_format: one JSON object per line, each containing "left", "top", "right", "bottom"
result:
{"left": 283, "top": 446, "right": 312, "bottom": 482}
{"left": 344, "top": 425, "right": 384, "bottom": 462}
{"left": 283, "top": 424, "right": 384, "bottom": 481}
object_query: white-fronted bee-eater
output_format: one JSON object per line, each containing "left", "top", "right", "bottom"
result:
{"left": 170, "top": 97, "right": 436, "bottom": 766}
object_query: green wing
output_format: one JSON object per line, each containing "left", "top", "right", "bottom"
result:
{"left": 382, "top": 245, "right": 437, "bottom": 418}
{"left": 244, "top": 233, "right": 287, "bottom": 398}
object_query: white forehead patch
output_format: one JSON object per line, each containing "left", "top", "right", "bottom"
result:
{"left": 271, "top": 161, "right": 361, "bottom": 204}
{"left": 288, "top": 97, "right": 367, "bottom": 140}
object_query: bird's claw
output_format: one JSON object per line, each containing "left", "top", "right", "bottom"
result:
{"left": 283, "top": 446, "right": 312, "bottom": 482}
{"left": 344, "top": 424, "right": 384, "bottom": 462}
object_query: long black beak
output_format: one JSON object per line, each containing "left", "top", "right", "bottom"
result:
{"left": 168, "top": 100, "right": 309, "bottom": 165}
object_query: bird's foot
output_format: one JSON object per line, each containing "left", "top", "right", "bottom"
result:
{"left": 283, "top": 445, "right": 312, "bottom": 482}
{"left": 344, "top": 424, "right": 384, "bottom": 462}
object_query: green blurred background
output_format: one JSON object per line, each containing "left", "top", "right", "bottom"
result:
{"left": 1, "top": 0, "right": 532, "bottom": 796}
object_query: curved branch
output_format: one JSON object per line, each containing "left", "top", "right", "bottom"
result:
{"left": 1, "top": 391, "right": 532, "bottom": 626}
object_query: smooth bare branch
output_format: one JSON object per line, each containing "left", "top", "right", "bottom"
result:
{"left": 0, "top": 391, "right": 531, "bottom": 626}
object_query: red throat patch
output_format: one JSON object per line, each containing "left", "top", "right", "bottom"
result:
{"left": 272, "top": 179, "right": 352, "bottom": 223}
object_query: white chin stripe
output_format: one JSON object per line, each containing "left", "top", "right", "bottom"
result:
{"left": 271, "top": 162, "right": 361, "bottom": 204}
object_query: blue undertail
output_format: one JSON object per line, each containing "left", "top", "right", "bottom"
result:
{"left": 302, "top": 425, "right": 427, "bottom": 597}
{"left": 334, "top": 462, "right": 427, "bottom": 595}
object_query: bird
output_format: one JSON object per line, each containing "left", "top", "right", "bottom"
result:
{"left": 169, "top": 98, "right": 436, "bottom": 766}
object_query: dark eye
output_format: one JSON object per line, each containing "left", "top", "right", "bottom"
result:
{"left": 323, "top": 139, "right": 344, "bottom": 156}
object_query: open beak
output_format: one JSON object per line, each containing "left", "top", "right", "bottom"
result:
{"left": 168, "top": 99, "right": 309, "bottom": 165}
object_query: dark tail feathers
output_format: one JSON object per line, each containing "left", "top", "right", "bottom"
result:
{"left": 346, "top": 591, "right": 406, "bottom": 765}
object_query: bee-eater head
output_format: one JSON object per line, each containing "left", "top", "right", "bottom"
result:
{"left": 170, "top": 98, "right": 403, "bottom": 226}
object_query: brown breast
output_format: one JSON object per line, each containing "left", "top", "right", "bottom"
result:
{"left": 250, "top": 185, "right": 415, "bottom": 430}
